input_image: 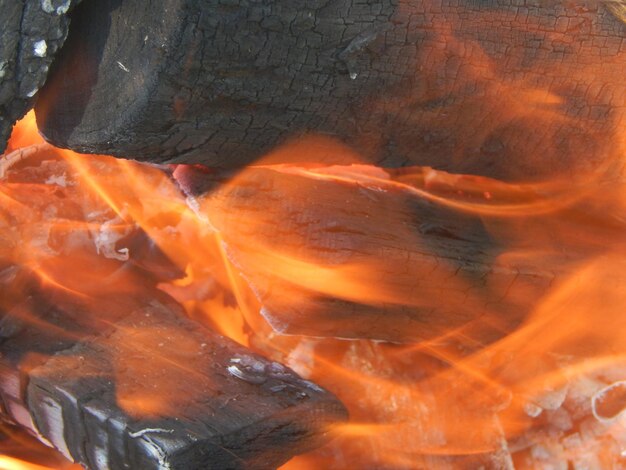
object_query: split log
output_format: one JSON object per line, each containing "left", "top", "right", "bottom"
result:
{"left": 0, "top": 0, "right": 81, "bottom": 152}
{"left": 36, "top": 0, "right": 626, "bottom": 181}
{"left": 0, "top": 276, "right": 347, "bottom": 469}
{"left": 173, "top": 162, "right": 623, "bottom": 343}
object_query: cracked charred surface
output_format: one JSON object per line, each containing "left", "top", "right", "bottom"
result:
{"left": 36, "top": 0, "right": 626, "bottom": 181}
{"left": 0, "top": 0, "right": 80, "bottom": 153}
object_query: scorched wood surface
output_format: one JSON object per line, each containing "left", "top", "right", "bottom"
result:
{"left": 35, "top": 0, "right": 626, "bottom": 181}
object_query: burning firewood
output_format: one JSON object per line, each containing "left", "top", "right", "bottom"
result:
{"left": 0, "top": 284, "right": 346, "bottom": 469}
{"left": 0, "top": 143, "right": 347, "bottom": 469}
{"left": 0, "top": 0, "right": 81, "bottom": 152}
{"left": 34, "top": 0, "right": 625, "bottom": 181}
{"left": 3, "top": 107, "right": 626, "bottom": 467}
{"left": 174, "top": 159, "right": 617, "bottom": 343}
{"left": 607, "top": 0, "right": 626, "bottom": 24}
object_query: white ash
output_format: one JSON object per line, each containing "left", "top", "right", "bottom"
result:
{"left": 286, "top": 339, "right": 317, "bottom": 378}
{"left": 137, "top": 437, "right": 172, "bottom": 470}
{"left": 184, "top": 194, "right": 217, "bottom": 232}
{"left": 0, "top": 144, "right": 51, "bottom": 179}
{"left": 45, "top": 173, "right": 67, "bottom": 187}
{"left": 227, "top": 355, "right": 268, "bottom": 384}
{"left": 524, "top": 401, "right": 543, "bottom": 418}
{"left": 533, "top": 384, "right": 569, "bottom": 411}
{"left": 41, "top": 0, "right": 71, "bottom": 15}
{"left": 32, "top": 219, "right": 57, "bottom": 256}
{"left": 546, "top": 407, "right": 574, "bottom": 433}
{"left": 92, "top": 447, "right": 108, "bottom": 470}
{"left": 579, "top": 416, "right": 607, "bottom": 440}
{"left": 566, "top": 375, "right": 609, "bottom": 420}
{"left": 591, "top": 380, "right": 626, "bottom": 423}
{"left": 129, "top": 428, "right": 174, "bottom": 438}
{"left": 116, "top": 61, "right": 130, "bottom": 73}
{"left": 91, "top": 214, "right": 131, "bottom": 261}
{"left": 300, "top": 379, "right": 325, "bottom": 393}
{"left": 33, "top": 40, "right": 48, "bottom": 58}
{"left": 516, "top": 368, "right": 626, "bottom": 468}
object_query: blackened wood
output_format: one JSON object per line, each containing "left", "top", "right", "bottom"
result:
{"left": 0, "top": 277, "right": 347, "bottom": 469}
{"left": 0, "top": 0, "right": 80, "bottom": 152}
{"left": 36, "top": 0, "right": 626, "bottom": 181}
{"left": 174, "top": 163, "right": 618, "bottom": 343}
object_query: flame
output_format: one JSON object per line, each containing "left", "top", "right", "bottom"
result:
{"left": 4, "top": 112, "right": 44, "bottom": 152}
{"left": 4, "top": 115, "right": 626, "bottom": 468}
{"left": 0, "top": 457, "right": 58, "bottom": 470}
{"left": 0, "top": 116, "right": 253, "bottom": 440}
{"left": 0, "top": 424, "right": 81, "bottom": 470}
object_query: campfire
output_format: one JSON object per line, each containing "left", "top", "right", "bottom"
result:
{"left": 1, "top": 1, "right": 625, "bottom": 469}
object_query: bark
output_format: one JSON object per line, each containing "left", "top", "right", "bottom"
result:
{"left": 0, "top": 0, "right": 80, "bottom": 152}
{"left": 36, "top": 0, "right": 626, "bottom": 181}
{"left": 0, "top": 275, "right": 347, "bottom": 470}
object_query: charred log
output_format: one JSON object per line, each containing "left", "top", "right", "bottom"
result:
{"left": 0, "top": 0, "right": 80, "bottom": 152}
{"left": 36, "top": 0, "right": 626, "bottom": 181}
{"left": 174, "top": 162, "right": 622, "bottom": 343}
{"left": 0, "top": 279, "right": 347, "bottom": 470}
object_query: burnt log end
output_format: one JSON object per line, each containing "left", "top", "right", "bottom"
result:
{"left": 37, "top": 0, "right": 626, "bottom": 181}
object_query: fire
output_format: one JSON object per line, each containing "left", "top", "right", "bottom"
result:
{"left": 1, "top": 6, "right": 626, "bottom": 464}
{"left": 3, "top": 103, "right": 626, "bottom": 468}
{"left": 4, "top": 112, "right": 43, "bottom": 152}
{"left": 0, "top": 423, "right": 81, "bottom": 470}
